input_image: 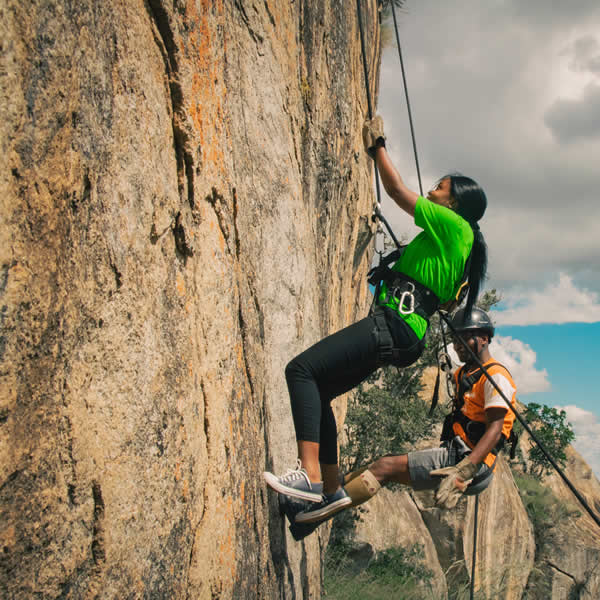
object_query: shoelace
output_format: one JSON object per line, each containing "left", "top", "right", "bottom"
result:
{"left": 279, "top": 459, "right": 310, "bottom": 486}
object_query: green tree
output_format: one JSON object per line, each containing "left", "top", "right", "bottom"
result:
{"left": 341, "top": 362, "right": 438, "bottom": 473}
{"left": 523, "top": 403, "right": 575, "bottom": 477}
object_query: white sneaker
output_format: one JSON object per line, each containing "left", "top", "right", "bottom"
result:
{"left": 263, "top": 460, "right": 323, "bottom": 502}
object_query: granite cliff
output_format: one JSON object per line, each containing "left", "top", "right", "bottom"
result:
{"left": 0, "top": 1, "right": 379, "bottom": 598}
{"left": 3, "top": 2, "right": 600, "bottom": 599}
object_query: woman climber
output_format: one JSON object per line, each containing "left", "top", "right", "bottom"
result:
{"left": 263, "top": 115, "right": 488, "bottom": 524}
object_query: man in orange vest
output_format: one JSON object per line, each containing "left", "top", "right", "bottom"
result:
{"left": 294, "top": 306, "right": 517, "bottom": 524}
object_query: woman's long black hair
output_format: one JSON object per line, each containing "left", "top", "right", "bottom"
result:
{"left": 445, "top": 173, "right": 488, "bottom": 317}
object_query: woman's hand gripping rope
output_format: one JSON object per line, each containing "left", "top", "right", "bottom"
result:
{"left": 430, "top": 457, "right": 479, "bottom": 509}
{"left": 362, "top": 116, "right": 386, "bottom": 158}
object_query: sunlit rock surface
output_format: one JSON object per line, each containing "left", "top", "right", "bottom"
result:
{"left": 0, "top": 1, "right": 380, "bottom": 597}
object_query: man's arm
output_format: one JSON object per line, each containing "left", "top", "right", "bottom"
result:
{"left": 429, "top": 407, "right": 507, "bottom": 507}
{"left": 466, "top": 407, "right": 507, "bottom": 466}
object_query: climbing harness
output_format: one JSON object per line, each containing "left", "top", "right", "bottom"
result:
{"left": 371, "top": 306, "right": 400, "bottom": 364}
{"left": 370, "top": 264, "right": 441, "bottom": 320}
{"left": 369, "top": 252, "right": 472, "bottom": 320}
{"left": 440, "top": 362, "right": 520, "bottom": 462}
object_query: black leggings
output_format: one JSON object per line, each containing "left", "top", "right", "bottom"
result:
{"left": 285, "top": 307, "right": 425, "bottom": 464}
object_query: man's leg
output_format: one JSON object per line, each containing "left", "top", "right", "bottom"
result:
{"left": 368, "top": 454, "right": 412, "bottom": 485}
{"left": 340, "top": 455, "right": 410, "bottom": 512}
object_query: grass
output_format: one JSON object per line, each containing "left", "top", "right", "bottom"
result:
{"left": 323, "top": 542, "right": 436, "bottom": 600}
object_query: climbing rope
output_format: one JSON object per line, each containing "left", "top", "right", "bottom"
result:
{"left": 470, "top": 494, "right": 479, "bottom": 600}
{"left": 389, "top": 2, "right": 423, "bottom": 197}
{"left": 355, "top": 0, "right": 401, "bottom": 250}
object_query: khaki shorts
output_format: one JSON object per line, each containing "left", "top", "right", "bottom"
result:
{"left": 407, "top": 438, "right": 493, "bottom": 496}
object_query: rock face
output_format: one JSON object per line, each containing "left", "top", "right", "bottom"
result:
{"left": 531, "top": 444, "right": 600, "bottom": 600}
{"left": 0, "top": 1, "right": 380, "bottom": 598}
{"left": 354, "top": 488, "right": 449, "bottom": 599}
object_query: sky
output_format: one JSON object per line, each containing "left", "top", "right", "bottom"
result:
{"left": 375, "top": 1, "right": 600, "bottom": 477}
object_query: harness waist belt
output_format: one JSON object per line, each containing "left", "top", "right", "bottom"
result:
{"left": 442, "top": 411, "right": 506, "bottom": 455}
{"left": 379, "top": 272, "right": 440, "bottom": 321}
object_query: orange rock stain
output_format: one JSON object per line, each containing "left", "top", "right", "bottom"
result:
{"left": 183, "top": 0, "right": 227, "bottom": 176}
{"left": 176, "top": 271, "right": 186, "bottom": 297}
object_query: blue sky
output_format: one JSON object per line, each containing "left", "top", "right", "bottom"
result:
{"left": 495, "top": 321, "right": 600, "bottom": 413}
{"left": 489, "top": 319, "right": 600, "bottom": 478}
{"left": 376, "top": 0, "right": 600, "bottom": 477}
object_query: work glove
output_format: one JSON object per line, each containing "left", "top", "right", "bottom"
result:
{"left": 429, "top": 457, "right": 479, "bottom": 509}
{"left": 362, "top": 116, "right": 386, "bottom": 158}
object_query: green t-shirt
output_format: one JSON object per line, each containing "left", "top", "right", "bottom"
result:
{"left": 378, "top": 197, "right": 474, "bottom": 339}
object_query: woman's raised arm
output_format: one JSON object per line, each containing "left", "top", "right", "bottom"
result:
{"left": 362, "top": 116, "right": 419, "bottom": 217}
{"left": 373, "top": 146, "right": 419, "bottom": 216}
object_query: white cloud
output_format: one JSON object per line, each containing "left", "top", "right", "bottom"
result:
{"left": 556, "top": 404, "right": 600, "bottom": 478}
{"left": 490, "top": 336, "right": 551, "bottom": 394}
{"left": 491, "top": 273, "right": 600, "bottom": 326}
{"left": 378, "top": 3, "right": 600, "bottom": 295}
{"left": 447, "top": 335, "right": 550, "bottom": 395}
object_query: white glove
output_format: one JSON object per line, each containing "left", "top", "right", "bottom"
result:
{"left": 430, "top": 457, "right": 479, "bottom": 509}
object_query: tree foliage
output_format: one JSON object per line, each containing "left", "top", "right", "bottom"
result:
{"left": 341, "top": 364, "right": 439, "bottom": 473}
{"left": 522, "top": 403, "right": 575, "bottom": 477}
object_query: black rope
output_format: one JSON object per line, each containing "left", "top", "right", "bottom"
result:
{"left": 390, "top": 2, "right": 423, "bottom": 197}
{"left": 440, "top": 311, "right": 600, "bottom": 529}
{"left": 470, "top": 494, "right": 479, "bottom": 600}
{"left": 355, "top": 0, "right": 402, "bottom": 250}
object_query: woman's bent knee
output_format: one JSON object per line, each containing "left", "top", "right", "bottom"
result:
{"left": 285, "top": 357, "right": 306, "bottom": 383}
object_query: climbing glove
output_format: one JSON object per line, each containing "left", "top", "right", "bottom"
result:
{"left": 362, "top": 116, "right": 386, "bottom": 158}
{"left": 430, "top": 457, "right": 479, "bottom": 509}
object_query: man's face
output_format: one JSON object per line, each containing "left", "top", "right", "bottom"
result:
{"left": 452, "top": 331, "right": 487, "bottom": 363}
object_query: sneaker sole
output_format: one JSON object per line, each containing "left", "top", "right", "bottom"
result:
{"left": 263, "top": 472, "right": 323, "bottom": 503}
{"left": 295, "top": 496, "right": 353, "bottom": 523}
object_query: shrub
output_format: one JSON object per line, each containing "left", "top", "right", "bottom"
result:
{"left": 512, "top": 471, "right": 580, "bottom": 552}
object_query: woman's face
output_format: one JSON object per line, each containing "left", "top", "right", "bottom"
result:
{"left": 428, "top": 178, "right": 455, "bottom": 209}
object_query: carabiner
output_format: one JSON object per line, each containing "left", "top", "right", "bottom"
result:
{"left": 393, "top": 282, "right": 415, "bottom": 315}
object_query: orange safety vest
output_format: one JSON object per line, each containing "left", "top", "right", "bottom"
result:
{"left": 450, "top": 359, "right": 517, "bottom": 468}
